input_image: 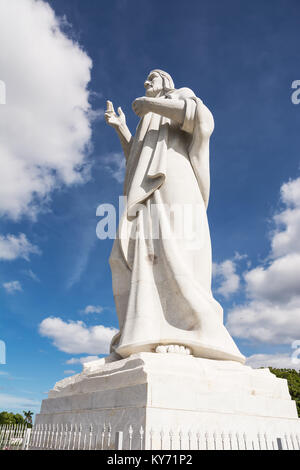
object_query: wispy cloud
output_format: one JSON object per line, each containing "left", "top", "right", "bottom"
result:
{"left": 63, "top": 370, "right": 76, "bottom": 375}
{"left": 66, "top": 236, "right": 97, "bottom": 289}
{"left": 3, "top": 280, "right": 22, "bottom": 294}
{"left": 23, "top": 269, "right": 40, "bottom": 283}
{"left": 246, "top": 353, "right": 300, "bottom": 371}
{"left": 0, "top": 393, "right": 40, "bottom": 411}
{"left": 102, "top": 152, "right": 126, "bottom": 184}
{"left": 87, "top": 108, "right": 104, "bottom": 122}
{"left": 66, "top": 356, "right": 100, "bottom": 365}
{"left": 0, "top": 233, "right": 40, "bottom": 261}
{"left": 80, "top": 305, "right": 104, "bottom": 315}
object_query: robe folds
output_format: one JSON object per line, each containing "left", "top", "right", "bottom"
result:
{"left": 109, "top": 87, "right": 245, "bottom": 363}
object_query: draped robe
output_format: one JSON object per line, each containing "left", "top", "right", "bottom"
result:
{"left": 109, "top": 87, "right": 245, "bottom": 363}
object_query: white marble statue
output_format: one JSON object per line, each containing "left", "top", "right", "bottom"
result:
{"left": 37, "top": 71, "right": 299, "bottom": 443}
{"left": 105, "top": 69, "right": 244, "bottom": 363}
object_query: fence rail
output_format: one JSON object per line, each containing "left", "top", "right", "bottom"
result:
{"left": 0, "top": 423, "right": 299, "bottom": 450}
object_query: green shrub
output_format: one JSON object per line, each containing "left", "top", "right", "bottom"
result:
{"left": 269, "top": 368, "right": 300, "bottom": 417}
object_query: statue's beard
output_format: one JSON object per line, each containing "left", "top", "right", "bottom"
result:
{"left": 145, "top": 87, "right": 164, "bottom": 97}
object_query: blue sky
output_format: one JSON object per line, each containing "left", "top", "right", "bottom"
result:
{"left": 0, "top": 0, "right": 300, "bottom": 416}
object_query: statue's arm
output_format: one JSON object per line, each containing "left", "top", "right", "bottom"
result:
{"left": 105, "top": 101, "right": 133, "bottom": 161}
{"left": 132, "top": 96, "right": 186, "bottom": 126}
{"left": 114, "top": 123, "right": 133, "bottom": 161}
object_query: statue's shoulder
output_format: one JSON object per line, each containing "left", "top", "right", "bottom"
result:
{"left": 165, "top": 87, "right": 196, "bottom": 100}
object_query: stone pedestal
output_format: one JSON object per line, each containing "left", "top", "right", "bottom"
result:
{"left": 36, "top": 353, "right": 300, "bottom": 449}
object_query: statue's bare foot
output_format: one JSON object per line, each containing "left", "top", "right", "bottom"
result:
{"left": 155, "top": 344, "right": 191, "bottom": 355}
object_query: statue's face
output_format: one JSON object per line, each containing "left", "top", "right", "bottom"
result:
{"left": 144, "top": 72, "right": 164, "bottom": 97}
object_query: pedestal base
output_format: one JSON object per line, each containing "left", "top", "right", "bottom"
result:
{"left": 36, "top": 353, "right": 300, "bottom": 449}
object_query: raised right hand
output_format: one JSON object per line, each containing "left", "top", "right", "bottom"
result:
{"left": 105, "top": 100, "right": 126, "bottom": 129}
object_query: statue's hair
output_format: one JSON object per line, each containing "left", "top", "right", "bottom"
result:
{"left": 150, "top": 69, "right": 175, "bottom": 91}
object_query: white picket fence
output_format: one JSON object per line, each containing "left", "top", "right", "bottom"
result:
{"left": 1, "top": 423, "right": 300, "bottom": 450}
{"left": 0, "top": 424, "right": 29, "bottom": 450}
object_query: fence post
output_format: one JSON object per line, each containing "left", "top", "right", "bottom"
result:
{"left": 276, "top": 438, "right": 283, "bottom": 450}
{"left": 22, "top": 428, "right": 32, "bottom": 450}
{"left": 115, "top": 431, "right": 123, "bottom": 450}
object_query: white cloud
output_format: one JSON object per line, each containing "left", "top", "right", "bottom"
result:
{"left": 227, "top": 176, "right": 300, "bottom": 344}
{"left": 39, "top": 317, "right": 117, "bottom": 354}
{"left": 0, "top": 393, "right": 40, "bottom": 410}
{"left": 271, "top": 207, "right": 300, "bottom": 258}
{"left": 213, "top": 259, "right": 240, "bottom": 298}
{"left": 227, "top": 299, "right": 300, "bottom": 344}
{"left": 0, "top": 0, "right": 95, "bottom": 220}
{"left": 3, "top": 280, "right": 22, "bottom": 294}
{"left": 244, "top": 254, "right": 300, "bottom": 304}
{"left": 0, "top": 233, "right": 40, "bottom": 261}
{"left": 246, "top": 353, "right": 300, "bottom": 371}
{"left": 103, "top": 153, "right": 126, "bottom": 184}
{"left": 270, "top": 178, "right": 300, "bottom": 258}
{"left": 66, "top": 355, "right": 99, "bottom": 365}
{"left": 281, "top": 177, "right": 300, "bottom": 207}
{"left": 81, "top": 305, "right": 103, "bottom": 315}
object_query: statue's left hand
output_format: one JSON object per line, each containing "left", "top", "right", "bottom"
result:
{"left": 132, "top": 97, "right": 150, "bottom": 117}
